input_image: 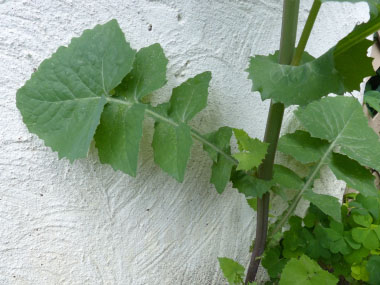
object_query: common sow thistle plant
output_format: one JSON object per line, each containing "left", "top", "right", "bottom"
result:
{"left": 15, "top": 0, "right": 380, "bottom": 283}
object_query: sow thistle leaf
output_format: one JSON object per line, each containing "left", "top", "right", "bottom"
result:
{"left": 296, "top": 96, "right": 380, "bottom": 173}
{"left": 203, "top": 127, "right": 234, "bottom": 193}
{"left": 232, "top": 129, "right": 268, "bottom": 171}
{"left": 247, "top": 15, "right": 375, "bottom": 106}
{"left": 303, "top": 190, "right": 341, "bottom": 222}
{"left": 231, "top": 169, "right": 273, "bottom": 198}
{"left": 272, "top": 164, "right": 304, "bottom": 190}
{"left": 279, "top": 255, "right": 338, "bottom": 285}
{"left": 278, "top": 130, "right": 330, "bottom": 164}
{"left": 116, "top": 43, "right": 168, "bottom": 101}
{"left": 95, "top": 43, "right": 168, "bottom": 176}
{"left": 16, "top": 20, "right": 136, "bottom": 161}
{"left": 152, "top": 72, "right": 211, "bottom": 182}
{"left": 329, "top": 153, "right": 378, "bottom": 197}
{"left": 218, "top": 257, "right": 245, "bottom": 285}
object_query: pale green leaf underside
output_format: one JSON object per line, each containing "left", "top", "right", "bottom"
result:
{"left": 303, "top": 190, "right": 341, "bottom": 222}
{"left": 329, "top": 153, "right": 378, "bottom": 197}
{"left": 232, "top": 129, "right": 268, "bottom": 171}
{"left": 278, "top": 130, "right": 329, "bottom": 164}
{"left": 218, "top": 257, "right": 245, "bottom": 285}
{"left": 116, "top": 43, "right": 168, "bottom": 101}
{"left": 279, "top": 255, "right": 338, "bottom": 285}
{"left": 16, "top": 20, "right": 136, "bottom": 161}
{"left": 204, "top": 127, "right": 234, "bottom": 193}
{"left": 296, "top": 96, "right": 380, "bottom": 173}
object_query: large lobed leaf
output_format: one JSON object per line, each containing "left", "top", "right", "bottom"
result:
{"left": 16, "top": 20, "right": 136, "bottom": 161}
{"left": 247, "top": 11, "right": 377, "bottom": 106}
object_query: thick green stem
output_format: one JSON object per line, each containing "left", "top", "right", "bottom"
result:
{"left": 244, "top": 0, "right": 300, "bottom": 283}
{"left": 291, "top": 0, "right": 321, "bottom": 66}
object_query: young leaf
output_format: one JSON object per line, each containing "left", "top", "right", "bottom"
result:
{"left": 232, "top": 129, "right": 268, "bottom": 171}
{"left": 279, "top": 255, "right": 338, "bottom": 285}
{"left": 262, "top": 247, "right": 287, "bottom": 278}
{"left": 329, "top": 153, "right": 378, "bottom": 197}
{"left": 296, "top": 96, "right": 380, "bottom": 173}
{"left": 218, "top": 257, "right": 245, "bottom": 285}
{"left": 278, "top": 130, "right": 330, "bottom": 164}
{"left": 16, "top": 20, "right": 136, "bottom": 161}
{"left": 367, "top": 255, "right": 380, "bottom": 284}
{"left": 116, "top": 43, "right": 168, "bottom": 101}
{"left": 203, "top": 127, "right": 234, "bottom": 193}
{"left": 303, "top": 190, "right": 341, "bottom": 222}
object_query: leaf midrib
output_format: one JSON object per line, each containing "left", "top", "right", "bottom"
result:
{"left": 107, "top": 97, "right": 238, "bottom": 165}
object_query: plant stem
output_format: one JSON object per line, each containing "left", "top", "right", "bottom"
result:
{"left": 244, "top": 0, "right": 300, "bottom": 283}
{"left": 291, "top": 0, "right": 321, "bottom": 66}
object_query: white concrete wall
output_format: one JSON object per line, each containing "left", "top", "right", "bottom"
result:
{"left": 0, "top": 0, "right": 369, "bottom": 284}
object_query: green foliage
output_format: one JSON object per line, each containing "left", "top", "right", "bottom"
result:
{"left": 279, "top": 255, "right": 338, "bottom": 285}
{"left": 232, "top": 129, "right": 268, "bottom": 171}
{"left": 218, "top": 258, "right": 245, "bottom": 285}
{"left": 367, "top": 256, "right": 380, "bottom": 284}
{"left": 365, "top": 90, "right": 380, "bottom": 113}
{"left": 303, "top": 190, "right": 341, "bottom": 222}
{"left": 247, "top": 11, "right": 377, "bottom": 106}
{"left": 264, "top": 193, "right": 380, "bottom": 284}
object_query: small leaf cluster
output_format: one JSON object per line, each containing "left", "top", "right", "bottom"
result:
{"left": 262, "top": 193, "right": 380, "bottom": 284}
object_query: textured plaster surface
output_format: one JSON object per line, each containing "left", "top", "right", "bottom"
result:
{"left": 0, "top": 0, "right": 369, "bottom": 284}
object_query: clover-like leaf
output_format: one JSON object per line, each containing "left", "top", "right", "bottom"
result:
{"left": 279, "top": 255, "right": 338, "bottom": 285}
{"left": 367, "top": 256, "right": 380, "bottom": 284}
{"left": 16, "top": 20, "right": 136, "bottom": 161}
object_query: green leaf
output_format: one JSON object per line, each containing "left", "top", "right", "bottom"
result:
{"left": 152, "top": 121, "right": 193, "bottom": 182}
{"left": 303, "top": 190, "right": 341, "bottom": 222}
{"left": 351, "top": 260, "right": 370, "bottom": 282}
{"left": 168, "top": 72, "right": 211, "bottom": 123}
{"left": 278, "top": 130, "right": 329, "bottom": 164}
{"left": 218, "top": 257, "right": 245, "bottom": 285}
{"left": 246, "top": 198, "right": 257, "bottom": 211}
{"left": 367, "top": 256, "right": 380, "bottom": 284}
{"left": 16, "top": 19, "right": 136, "bottom": 161}
{"left": 320, "top": 0, "right": 380, "bottom": 16}
{"left": 296, "top": 96, "right": 380, "bottom": 173}
{"left": 95, "top": 102, "right": 146, "bottom": 176}
{"left": 247, "top": 17, "right": 375, "bottom": 106}
{"left": 364, "top": 90, "right": 380, "bottom": 113}
{"left": 273, "top": 164, "right": 304, "bottom": 190}
{"left": 231, "top": 169, "right": 272, "bottom": 198}
{"left": 352, "top": 228, "right": 380, "bottom": 250}
{"left": 232, "top": 129, "right": 268, "bottom": 171}
{"left": 203, "top": 127, "right": 234, "bottom": 193}
{"left": 279, "top": 255, "right": 338, "bottom": 285}
{"left": 329, "top": 153, "right": 378, "bottom": 197}
{"left": 262, "top": 247, "right": 288, "bottom": 278}
{"left": 151, "top": 72, "right": 211, "bottom": 182}
{"left": 116, "top": 43, "right": 168, "bottom": 101}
